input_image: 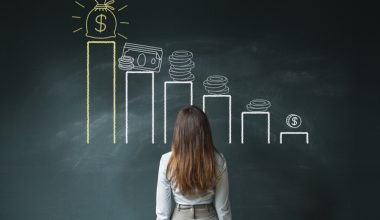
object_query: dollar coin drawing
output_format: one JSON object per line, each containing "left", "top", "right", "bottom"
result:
{"left": 286, "top": 114, "right": 302, "bottom": 128}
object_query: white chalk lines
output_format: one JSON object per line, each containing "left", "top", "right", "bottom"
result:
{"left": 74, "top": 1, "right": 310, "bottom": 145}
{"left": 203, "top": 94, "right": 232, "bottom": 144}
{"left": 125, "top": 71, "right": 155, "bottom": 144}
{"left": 164, "top": 81, "right": 193, "bottom": 144}
{"left": 85, "top": 42, "right": 311, "bottom": 145}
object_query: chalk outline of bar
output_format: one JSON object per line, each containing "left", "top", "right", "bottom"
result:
{"left": 241, "top": 111, "right": 271, "bottom": 144}
{"left": 86, "top": 41, "right": 116, "bottom": 144}
{"left": 202, "top": 95, "right": 232, "bottom": 144}
{"left": 280, "top": 132, "right": 309, "bottom": 144}
{"left": 164, "top": 81, "right": 193, "bottom": 144}
{"left": 125, "top": 71, "right": 155, "bottom": 144}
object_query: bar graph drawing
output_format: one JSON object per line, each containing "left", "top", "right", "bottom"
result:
{"left": 125, "top": 71, "right": 155, "bottom": 144}
{"left": 241, "top": 111, "right": 271, "bottom": 144}
{"left": 202, "top": 95, "right": 232, "bottom": 144}
{"left": 164, "top": 81, "right": 193, "bottom": 144}
{"left": 73, "top": 1, "right": 313, "bottom": 146}
{"left": 82, "top": 39, "right": 311, "bottom": 145}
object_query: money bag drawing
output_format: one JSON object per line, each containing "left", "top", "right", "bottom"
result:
{"left": 86, "top": 0, "right": 117, "bottom": 39}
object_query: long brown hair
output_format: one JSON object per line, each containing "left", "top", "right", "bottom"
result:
{"left": 167, "top": 105, "right": 218, "bottom": 196}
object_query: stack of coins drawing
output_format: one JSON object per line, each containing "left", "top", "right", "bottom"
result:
{"left": 118, "top": 55, "right": 134, "bottom": 71}
{"left": 168, "top": 50, "right": 195, "bottom": 81}
{"left": 203, "top": 75, "right": 230, "bottom": 95}
{"left": 246, "top": 99, "right": 271, "bottom": 111}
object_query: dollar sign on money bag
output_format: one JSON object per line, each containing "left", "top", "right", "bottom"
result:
{"left": 86, "top": 0, "right": 117, "bottom": 39}
{"left": 95, "top": 14, "right": 107, "bottom": 33}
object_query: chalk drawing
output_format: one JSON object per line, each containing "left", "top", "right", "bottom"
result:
{"left": 86, "top": 41, "right": 116, "bottom": 144}
{"left": 75, "top": 1, "right": 85, "bottom": 9}
{"left": 203, "top": 75, "right": 230, "bottom": 95}
{"left": 120, "top": 43, "right": 163, "bottom": 73}
{"left": 168, "top": 50, "right": 195, "bottom": 81}
{"left": 86, "top": 0, "right": 117, "bottom": 39}
{"left": 286, "top": 114, "right": 302, "bottom": 128}
{"left": 241, "top": 111, "right": 271, "bottom": 144}
{"left": 72, "top": 0, "right": 129, "bottom": 40}
{"left": 280, "top": 132, "right": 309, "bottom": 144}
{"left": 118, "top": 4, "right": 128, "bottom": 12}
{"left": 246, "top": 99, "right": 271, "bottom": 112}
{"left": 164, "top": 81, "right": 193, "bottom": 144}
{"left": 74, "top": 1, "right": 130, "bottom": 143}
{"left": 125, "top": 71, "right": 155, "bottom": 144}
{"left": 202, "top": 95, "right": 232, "bottom": 144}
{"left": 118, "top": 56, "right": 134, "bottom": 71}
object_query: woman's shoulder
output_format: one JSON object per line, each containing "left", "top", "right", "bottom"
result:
{"left": 162, "top": 151, "right": 172, "bottom": 158}
{"left": 158, "top": 152, "right": 172, "bottom": 172}
{"left": 160, "top": 151, "right": 172, "bottom": 164}
{"left": 214, "top": 151, "right": 227, "bottom": 174}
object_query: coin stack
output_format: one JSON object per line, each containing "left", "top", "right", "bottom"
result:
{"left": 246, "top": 99, "right": 271, "bottom": 111}
{"left": 203, "top": 75, "right": 230, "bottom": 95}
{"left": 168, "top": 50, "right": 195, "bottom": 81}
{"left": 118, "top": 55, "right": 134, "bottom": 71}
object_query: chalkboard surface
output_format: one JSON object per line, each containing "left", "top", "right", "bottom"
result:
{"left": 0, "top": 0, "right": 360, "bottom": 219}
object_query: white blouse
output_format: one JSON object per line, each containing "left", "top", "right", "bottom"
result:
{"left": 156, "top": 151, "right": 232, "bottom": 220}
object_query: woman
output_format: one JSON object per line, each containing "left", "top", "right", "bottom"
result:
{"left": 156, "top": 105, "right": 232, "bottom": 220}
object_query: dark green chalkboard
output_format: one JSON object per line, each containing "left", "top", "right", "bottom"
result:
{"left": 0, "top": 0, "right": 359, "bottom": 219}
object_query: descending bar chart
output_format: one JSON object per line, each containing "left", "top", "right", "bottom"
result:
{"left": 202, "top": 95, "right": 232, "bottom": 144}
{"left": 82, "top": 39, "right": 312, "bottom": 145}
{"left": 125, "top": 71, "right": 155, "bottom": 144}
{"left": 71, "top": 0, "right": 315, "bottom": 147}
{"left": 164, "top": 81, "right": 193, "bottom": 144}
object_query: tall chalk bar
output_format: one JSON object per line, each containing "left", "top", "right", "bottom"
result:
{"left": 125, "top": 71, "right": 155, "bottom": 144}
{"left": 241, "top": 111, "right": 271, "bottom": 144}
{"left": 164, "top": 81, "right": 193, "bottom": 144}
{"left": 86, "top": 41, "right": 116, "bottom": 144}
{"left": 202, "top": 95, "right": 232, "bottom": 144}
{"left": 280, "top": 132, "right": 309, "bottom": 144}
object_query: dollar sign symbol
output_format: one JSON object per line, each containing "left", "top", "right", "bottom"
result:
{"left": 291, "top": 117, "right": 298, "bottom": 126}
{"left": 95, "top": 14, "right": 107, "bottom": 33}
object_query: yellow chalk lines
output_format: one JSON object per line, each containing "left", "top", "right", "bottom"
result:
{"left": 117, "top": 33, "right": 128, "bottom": 40}
{"left": 73, "top": 27, "right": 83, "bottom": 33}
{"left": 118, "top": 4, "right": 128, "bottom": 12}
{"left": 75, "top": 1, "right": 85, "bottom": 8}
{"left": 86, "top": 41, "right": 116, "bottom": 144}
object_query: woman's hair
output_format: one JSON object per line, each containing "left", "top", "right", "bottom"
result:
{"left": 166, "top": 105, "right": 218, "bottom": 196}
